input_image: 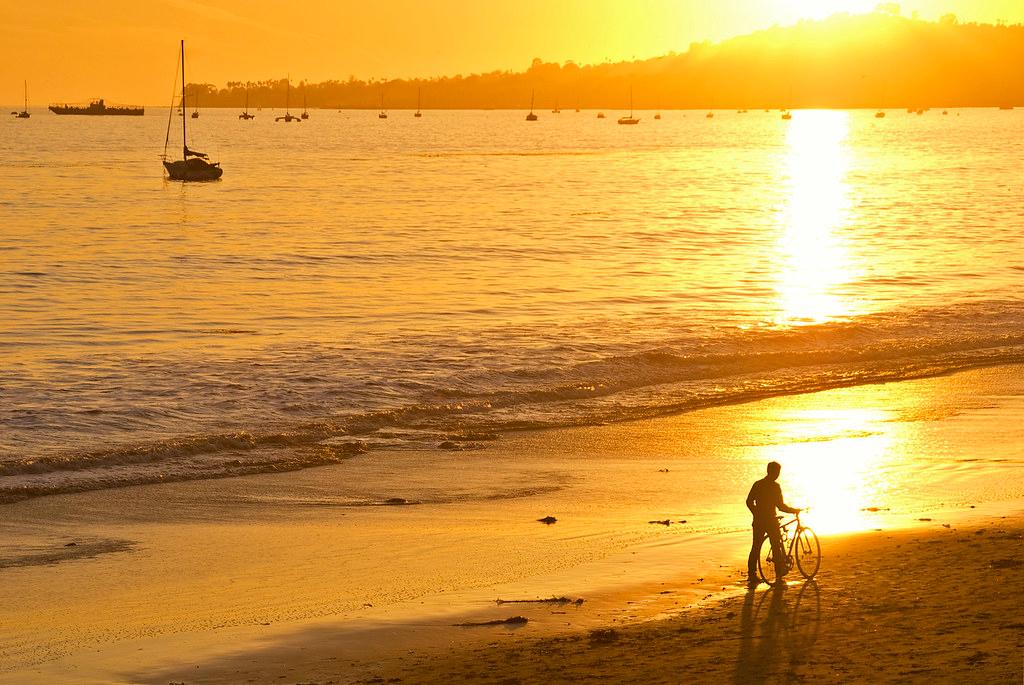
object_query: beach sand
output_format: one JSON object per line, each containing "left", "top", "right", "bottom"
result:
{"left": 374, "top": 518, "right": 1024, "bottom": 685}
{"left": 157, "top": 516, "right": 1022, "bottom": 685}
{"left": 2, "top": 365, "right": 1023, "bottom": 683}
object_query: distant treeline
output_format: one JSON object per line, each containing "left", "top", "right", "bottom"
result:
{"left": 188, "top": 11, "right": 1024, "bottom": 110}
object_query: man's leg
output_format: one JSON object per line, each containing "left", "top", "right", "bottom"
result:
{"left": 748, "top": 525, "right": 765, "bottom": 579}
{"left": 767, "top": 523, "right": 786, "bottom": 580}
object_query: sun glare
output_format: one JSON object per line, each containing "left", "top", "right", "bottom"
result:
{"left": 776, "top": 0, "right": 879, "bottom": 21}
{"left": 763, "top": 408, "right": 897, "bottom": 534}
{"left": 771, "top": 110, "right": 859, "bottom": 326}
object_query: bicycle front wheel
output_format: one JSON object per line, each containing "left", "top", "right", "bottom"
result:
{"left": 757, "top": 535, "right": 783, "bottom": 585}
{"left": 795, "top": 527, "right": 821, "bottom": 579}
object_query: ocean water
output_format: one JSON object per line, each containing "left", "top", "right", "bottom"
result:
{"left": 2, "top": 107, "right": 1023, "bottom": 503}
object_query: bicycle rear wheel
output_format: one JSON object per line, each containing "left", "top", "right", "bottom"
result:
{"left": 757, "top": 535, "right": 783, "bottom": 585}
{"left": 795, "top": 527, "right": 821, "bottom": 579}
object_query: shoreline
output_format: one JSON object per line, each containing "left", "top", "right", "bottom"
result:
{"left": 1, "top": 363, "right": 1022, "bottom": 683}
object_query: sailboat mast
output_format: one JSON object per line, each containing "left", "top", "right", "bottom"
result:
{"left": 630, "top": 86, "right": 633, "bottom": 118}
{"left": 180, "top": 40, "right": 187, "bottom": 160}
{"left": 24, "top": 80, "right": 28, "bottom": 110}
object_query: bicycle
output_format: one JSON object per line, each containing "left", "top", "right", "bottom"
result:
{"left": 757, "top": 511, "right": 820, "bottom": 585}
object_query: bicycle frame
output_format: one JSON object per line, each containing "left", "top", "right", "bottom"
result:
{"left": 760, "top": 510, "right": 820, "bottom": 584}
{"left": 777, "top": 513, "right": 803, "bottom": 563}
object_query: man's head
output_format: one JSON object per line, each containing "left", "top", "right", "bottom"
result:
{"left": 766, "top": 461, "right": 782, "bottom": 481}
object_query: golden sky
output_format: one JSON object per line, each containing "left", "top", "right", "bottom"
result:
{"left": 3, "top": 0, "right": 1023, "bottom": 104}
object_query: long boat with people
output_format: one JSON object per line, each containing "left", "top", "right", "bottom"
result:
{"left": 49, "top": 99, "right": 144, "bottom": 116}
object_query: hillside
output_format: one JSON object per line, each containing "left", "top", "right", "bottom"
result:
{"left": 190, "top": 11, "right": 1024, "bottom": 110}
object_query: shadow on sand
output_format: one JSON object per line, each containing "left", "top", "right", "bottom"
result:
{"left": 734, "top": 580, "right": 820, "bottom": 685}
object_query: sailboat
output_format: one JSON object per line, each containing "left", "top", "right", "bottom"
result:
{"left": 596, "top": 111, "right": 605, "bottom": 119}
{"left": 191, "top": 91, "right": 199, "bottom": 118}
{"left": 301, "top": 87, "right": 309, "bottom": 120}
{"left": 276, "top": 78, "right": 301, "bottom": 122}
{"left": 617, "top": 87, "right": 639, "bottom": 125}
{"left": 781, "top": 110, "right": 792, "bottom": 120}
{"left": 526, "top": 90, "right": 538, "bottom": 121}
{"left": 414, "top": 87, "right": 422, "bottom": 117}
{"left": 239, "top": 84, "right": 255, "bottom": 119}
{"left": 552, "top": 98, "right": 560, "bottom": 114}
{"left": 12, "top": 81, "right": 30, "bottom": 118}
{"left": 162, "top": 40, "right": 223, "bottom": 181}
{"left": 378, "top": 89, "right": 388, "bottom": 119}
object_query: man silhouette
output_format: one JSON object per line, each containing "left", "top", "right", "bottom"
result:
{"left": 746, "top": 461, "right": 800, "bottom": 585}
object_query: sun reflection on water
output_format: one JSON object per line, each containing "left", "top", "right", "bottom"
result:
{"left": 772, "top": 110, "right": 860, "bottom": 326}
{"left": 762, "top": 407, "right": 897, "bottom": 534}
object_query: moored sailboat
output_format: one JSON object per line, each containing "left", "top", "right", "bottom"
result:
{"left": 526, "top": 90, "right": 538, "bottom": 121}
{"left": 162, "top": 40, "right": 223, "bottom": 182}
{"left": 378, "top": 89, "right": 388, "bottom": 119}
{"left": 239, "top": 84, "right": 255, "bottom": 119}
{"left": 414, "top": 87, "right": 422, "bottom": 117}
{"left": 617, "top": 87, "right": 639, "bottom": 125}
{"left": 275, "top": 78, "right": 301, "bottom": 122}
{"left": 301, "top": 86, "right": 310, "bottom": 120}
{"left": 12, "top": 81, "right": 30, "bottom": 118}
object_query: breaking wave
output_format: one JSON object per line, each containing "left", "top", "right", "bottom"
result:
{"left": 2, "top": 299, "right": 1023, "bottom": 503}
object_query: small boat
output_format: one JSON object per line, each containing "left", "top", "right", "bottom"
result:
{"left": 617, "top": 87, "right": 639, "bottom": 125}
{"left": 191, "top": 92, "right": 199, "bottom": 118}
{"left": 654, "top": 112, "right": 661, "bottom": 120}
{"left": 552, "top": 98, "right": 560, "bottom": 114}
{"left": 12, "top": 81, "right": 30, "bottom": 118}
{"left": 999, "top": 105, "right": 1013, "bottom": 110}
{"left": 162, "top": 40, "right": 222, "bottom": 181}
{"left": 942, "top": 110, "right": 949, "bottom": 115}
{"left": 875, "top": 111, "right": 886, "bottom": 118}
{"left": 526, "top": 90, "right": 538, "bottom": 121}
{"left": 301, "top": 88, "right": 309, "bottom": 120}
{"left": 596, "top": 112, "right": 605, "bottom": 119}
{"left": 275, "top": 78, "right": 301, "bottom": 122}
{"left": 239, "top": 85, "right": 255, "bottom": 119}
{"left": 414, "top": 87, "right": 422, "bottom": 117}
{"left": 706, "top": 112, "right": 714, "bottom": 119}
{"left": 781, "top": 111, "right": 792, "bottom": 120}
{"left": 378, "top": 89, "right": 387, "bottom": 119}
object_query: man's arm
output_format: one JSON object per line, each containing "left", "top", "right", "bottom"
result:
{"left": 746, "top": 484, "right": 757, "bottom": 515}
